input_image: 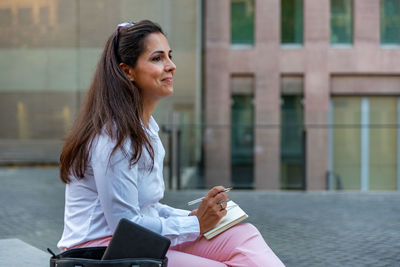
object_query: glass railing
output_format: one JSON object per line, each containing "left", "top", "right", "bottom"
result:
{"left": 160, "top": 122, "right": 400, "bottom": 191}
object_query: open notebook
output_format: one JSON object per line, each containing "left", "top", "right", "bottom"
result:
{"left": 203, "top": 200, "right": 248, "bottom": 240}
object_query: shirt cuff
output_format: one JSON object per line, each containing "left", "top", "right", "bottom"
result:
{"left": 160, "top": 215, "right": 200, "bottom": 246}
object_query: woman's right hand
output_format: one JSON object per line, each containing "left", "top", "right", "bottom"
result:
{"left": 196, "top": 186, "right": 229, "bottom": 234}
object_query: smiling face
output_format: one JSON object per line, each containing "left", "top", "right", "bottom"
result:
{"left": 129, "top": 33, "right": 176, "bottom": 105}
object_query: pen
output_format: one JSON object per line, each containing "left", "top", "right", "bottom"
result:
{"left": 187, "top": 187, "right": 232, "bottom": 206}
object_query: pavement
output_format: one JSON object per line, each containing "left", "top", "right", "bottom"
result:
{"left": 0, "top": 167, "right": 399, "bottom": 267}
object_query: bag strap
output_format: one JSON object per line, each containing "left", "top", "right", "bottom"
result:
{"left": 48, "top": 246, "right": 167, "bottom": 267}
{"left": 50, "top": 257, "right": 166, "bottom": 267}
{"left": 47, "top": 248, "right": 56, "bottom": 257}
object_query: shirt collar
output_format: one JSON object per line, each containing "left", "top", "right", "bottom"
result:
{"left": 146, "top": 116, "right": 159, "bottom": 136}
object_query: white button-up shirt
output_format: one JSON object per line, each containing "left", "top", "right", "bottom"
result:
{"left": 57, "top": 117, "right": 200, "bottom": 249}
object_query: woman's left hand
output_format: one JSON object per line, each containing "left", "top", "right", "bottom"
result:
{"left": 189, "top": 209, "right": 198, "bottom": 216}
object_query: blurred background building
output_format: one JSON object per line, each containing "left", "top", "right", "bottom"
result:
{"left": 0, "top": 0, "right": 203, "bottom": 186}
{"left": 1, "top": 0, "right": 400, "bottom": 191}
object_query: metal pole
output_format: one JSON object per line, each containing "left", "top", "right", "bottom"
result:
{"left": 168, "top": 128, "right": 173, "bottom": 190}
{"left": 177, "top": 129, "right": 181, "bottom": 190}
{"left": 171, "top": 112, "right": 181, "bottom": 190}
{"left": 161, "top": 125, "right": 173, "bottom": 190}
{"left": 302, "top": 129, "right": 307, "bottom": 190}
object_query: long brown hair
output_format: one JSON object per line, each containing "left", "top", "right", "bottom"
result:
{"left": 60, "top": 20, "right": 164, "bottom": 183}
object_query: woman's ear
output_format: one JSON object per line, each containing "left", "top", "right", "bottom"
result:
{"left": 119, "top": 63, "right": 135, "bottom": 81}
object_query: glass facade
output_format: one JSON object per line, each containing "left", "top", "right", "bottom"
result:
{"left": 281, "top": 0, "right": 303, "bottom": 45}
{"left": 231, "top": 76, "right": 254, "bottom": 188}
{"left": 0, "top": 0, "right": 203, "bottom": 172}
{"left": 231, "top": 0, "right": 254, "bottom": 45}
{"left": 380, "top": 0, "right": 400, "bottom": 45}
{"left": 330, "top": 0, "right": 353, "bottom": 45}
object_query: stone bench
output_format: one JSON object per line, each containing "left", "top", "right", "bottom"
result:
{"left": 0, "top": 238, "right": 49, "bottom": 266}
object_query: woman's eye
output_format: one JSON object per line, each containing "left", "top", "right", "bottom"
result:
{"left": 152, "top": 56, "right": 161, "bottom": 62}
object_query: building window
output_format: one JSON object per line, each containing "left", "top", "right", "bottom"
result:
{"left": 231, "top": 0, "right": 254, "bottom": 47}
{"left": 331, "top": 97, "right": 362, "bottom": 190}
{"left": 280, "top": 76, "right": 304, "bottom": 190}
{"left": 281, "top": 0, "right": 303, "bottom": 46}
{"left": 330, "top": 0, "right": 353, "bottom": 45}
{"left": 380, "top": 0, "right": 400, "bottom": 45}
{"left": 231, "top": 76, "right": 254, "bottom": 188}
{"left": 330, "top": 96, "right": 399, "bottom": 190}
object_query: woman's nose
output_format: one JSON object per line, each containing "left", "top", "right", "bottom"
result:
{"left": 165, "top": 58, "right": 176, "bottom": 72}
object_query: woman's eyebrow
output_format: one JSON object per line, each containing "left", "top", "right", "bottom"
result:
{"left": 150, "top": 50, "right": 172, "bottom": 56}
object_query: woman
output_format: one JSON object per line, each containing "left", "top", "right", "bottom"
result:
{"left": 57, "top": 20, "right": 284, "bottom": 267}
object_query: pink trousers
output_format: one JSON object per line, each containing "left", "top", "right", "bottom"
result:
{"left": 168, "top": 223, "right": 284, "bottom": 267}
{"left": 66, "top": 223, "right": 285, "bottom": 267}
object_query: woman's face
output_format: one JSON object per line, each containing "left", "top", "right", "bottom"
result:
{"left": 131, "top": 33, "right": 176, "bottom": 103}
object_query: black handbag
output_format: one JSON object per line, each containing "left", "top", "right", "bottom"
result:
{"left": 48, "top": 246, "right": 168, "bottom": 267}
